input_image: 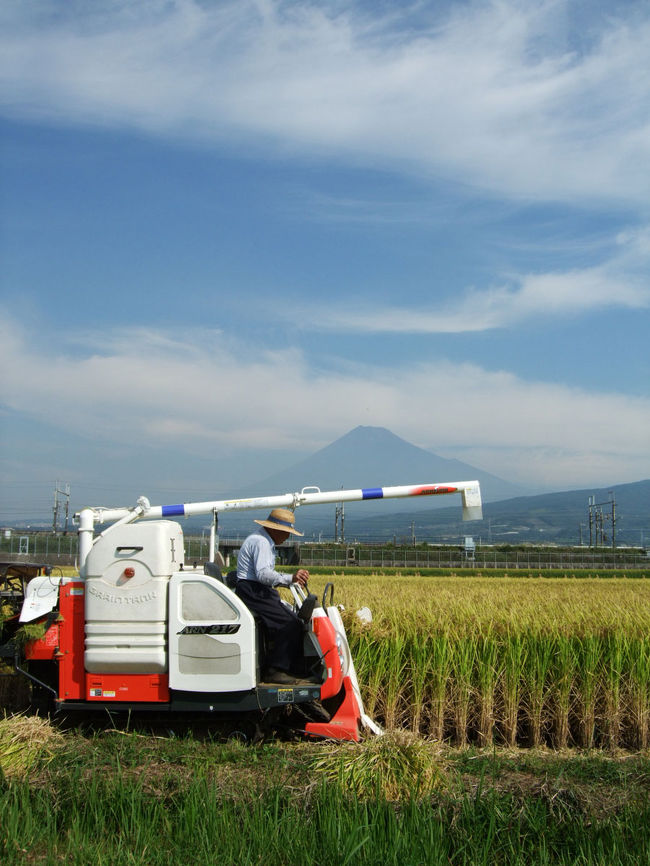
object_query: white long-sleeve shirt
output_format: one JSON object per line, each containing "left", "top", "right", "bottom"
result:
{"left": 236, "top": 528, "right": 292, "bottom": 588}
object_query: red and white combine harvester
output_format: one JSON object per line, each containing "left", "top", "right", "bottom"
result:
{"left": 1, "top": 482, "right": 482, "bottom": 741}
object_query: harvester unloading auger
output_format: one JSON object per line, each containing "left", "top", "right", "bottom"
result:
{"left": 1, "top": 481, "right": 482, "bottom": 741}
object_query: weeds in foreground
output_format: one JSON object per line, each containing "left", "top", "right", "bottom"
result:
{"left": 1, "top": 720, "right": 649, "bottom": 865}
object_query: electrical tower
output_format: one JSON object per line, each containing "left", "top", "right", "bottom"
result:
{"left": 52, "top": 481, "right": 71, "bottom": 534}
{"left": 334, "top": 502, "right": 345, "bottom": 543}
{"left": 587, "top": 492, "right": 616, "bottom": 548}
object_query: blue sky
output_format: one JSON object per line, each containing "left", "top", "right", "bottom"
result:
{"left": 1, "top": 0, "right": 649, "bottom": 523}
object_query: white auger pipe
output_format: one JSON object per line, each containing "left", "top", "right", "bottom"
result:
{"left": 75, "top": 481, "right": 482, "bottom": 572}
{"left": 76, "top": 481, "right": 482, "bottom": 525}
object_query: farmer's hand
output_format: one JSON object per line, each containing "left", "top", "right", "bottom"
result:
{"left": 292, "top": 569, "right": 309, "bottom": 587}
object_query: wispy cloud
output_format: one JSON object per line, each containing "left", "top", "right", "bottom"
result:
{"left": 2, "top": 0, "right": 650, "bottom": 205}
{"left": 291, "top": 245, "right": 650, "bottom": 334}
{"left": 2, "top": 315, "right": 648, "bottom": 488}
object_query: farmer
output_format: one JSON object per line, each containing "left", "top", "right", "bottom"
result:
{"left": 235, "top": 508, "right": 311, "bottom": 684}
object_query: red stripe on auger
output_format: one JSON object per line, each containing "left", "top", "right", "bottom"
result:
{"left": 412, "top": 486, "right": 458, "bottom": 496}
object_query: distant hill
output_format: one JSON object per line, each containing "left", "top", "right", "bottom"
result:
{"left": 340, "top": 479, "right": 650, "bottom": 547}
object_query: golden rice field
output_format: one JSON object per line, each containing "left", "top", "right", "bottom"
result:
{"left": 316, "top": 574, "right": 650, "bottom": 750}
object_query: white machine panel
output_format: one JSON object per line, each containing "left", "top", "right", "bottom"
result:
{"left": 19, "top": 575, "right": 62, "bottom": 623}
{"left": 84, "top": 520, "right": 184, "bottom": 674}
{"left": 168, "top": 572, "right": 256, "bottom": 693}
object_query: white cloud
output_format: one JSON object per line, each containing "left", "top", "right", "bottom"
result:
{"left": 292, "top": 257, "right": 650, "bottom": 333}
{"left": 2, "top": 0, "right": 650, "bottom": 205}
{"left": 2, "top": 315, "right": 648, "bottom": 489}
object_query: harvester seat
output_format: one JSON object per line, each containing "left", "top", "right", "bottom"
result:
{"left": 203, "top": 561, "right": 223, "bottom": 580}
{"left": 203, "top": 561, "right": 239, "bottom": 590}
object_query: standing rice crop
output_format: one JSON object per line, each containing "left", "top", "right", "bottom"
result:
{"left": 574, "top": 634, "right": 600, "bottom": 748}
{"left": 627, "top": 637, "right": 650, "bottom": 750}
{"left": 549, "top": 635, "right": 575, "bottom": 749}
{"left": 331, "top": 575, "right": 650, "bottom": 749}
{"left": 499, "top": 631, "right": 526, "bottom": 747}
{"left": 423, "top": 632, "right": 452, "bottom": 741}
{"left": 449, "top": 635, "right": 475, "bottom": 746}
{"left": 521, "top": 634, "right": 555, "bottom": 747}
{"left": 404, "top": 634, "right": 431, "bottom": 735}
{"left": 474, "top": 631, "right": 500, "bottom": 747}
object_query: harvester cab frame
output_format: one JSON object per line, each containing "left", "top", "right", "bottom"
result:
{"left": 1, "top": 481, "right": 482, "bottom": 741}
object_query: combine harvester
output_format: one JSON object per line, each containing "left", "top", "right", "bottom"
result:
{"left": 1, "top": 481, "right": 482, "bottom": 741}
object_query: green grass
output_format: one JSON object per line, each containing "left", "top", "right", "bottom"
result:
{"left": 2, "top": 720, "right": 650, "bottom": 865}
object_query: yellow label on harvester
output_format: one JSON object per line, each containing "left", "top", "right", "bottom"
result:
{"left": 277, "top": 688, "right": 294, "bottom": 703}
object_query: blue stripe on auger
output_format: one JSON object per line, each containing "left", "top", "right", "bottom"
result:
{"left": 162, "top": 504, "right": 185, "bottom": 516}
{"left": 361, "top": 488, "right": 384, "bottom": 500}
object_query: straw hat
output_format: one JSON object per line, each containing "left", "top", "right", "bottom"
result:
{"left": 254, "top": 508, "right": 303, "bottom": 536}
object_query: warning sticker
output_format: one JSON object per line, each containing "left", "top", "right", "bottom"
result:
{"left": 277, "top": 688, "right": 294, "bottom": 703}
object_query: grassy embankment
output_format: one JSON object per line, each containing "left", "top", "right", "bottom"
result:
{"left": 1, "top": 715, "right": 650, "bottom": 865}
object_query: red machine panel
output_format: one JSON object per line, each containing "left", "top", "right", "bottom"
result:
{"left": 24, "top": 624, "right": 60, "bottom": 660}
{"left": 86, "top": 673, "right": 169, "bottom": 702}
{"left": 305, "top": 676, "right": 361, "bottom": 742}
{"left": 312, "top": 614, "right": 343, "bottom": 700}
{"left": 58, "top": 582, "right": 86, "bottom": 700}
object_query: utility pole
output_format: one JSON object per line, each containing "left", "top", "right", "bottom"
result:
{"left": 587, "top": 493, "right": 616, "bottom": 549}
{"left": 52, "top": 481, "right": 70, "bottom": 534}
{"left": 334, "top": 502, "right": 345, "bottom": 543}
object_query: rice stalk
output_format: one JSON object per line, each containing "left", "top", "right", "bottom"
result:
{"left": 382, "top": 634, "right": 408, "bottom": 730}
{"left": 331, "top": 575, "right": 650, "bottom": 749}
{"left": 426, "top": 632, "right": 452, "bottom": 741}
{"left": 627, "top": 637, "right": 650, "bottom": 750}
{"left": 522, "top": 635, "right": 555, "bottom": 747}
{"left": 309, "top": 730, "right": 447, "bottom": 800}
{"left": 474, "top": 632, "right": 500, "bottom": 747}
{"left": 0, "top": 713, "right": 63, "bottom": 780}
{"left": 406, "top": 634, "right": 432, "bottom": 735}
{"left": 500, "top": 632, "right": 527, "bottom": 747}
{"left": 601, "top": 632, "right": 625, "bottom": 749}
{"left": 351, "top": 632, "right": 384, "bottom": 721}
{"left": 574, "top": 634, "right": 600, "bottom": 748}
{"left": 550, "top": 635, "right": 575, "bottom": 749}
{"left": 450, "top": 636, "right": 476, "bottom": 746}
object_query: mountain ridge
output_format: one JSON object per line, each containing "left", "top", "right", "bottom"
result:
{"left": 339, "top": 478, "right": 650, "bottom": 546}
{"left": 201, "top": 427, "right": 648, "bottom": 544}
{"left": 244, "top": 425, "right": 529, "bottom": 504}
